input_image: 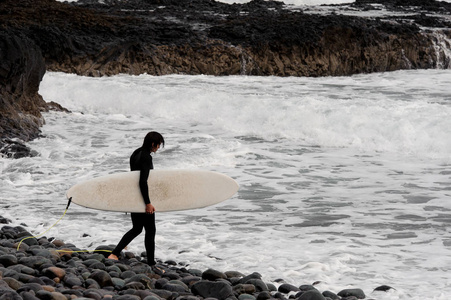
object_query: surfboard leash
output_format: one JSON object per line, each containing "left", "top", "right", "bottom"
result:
{"left": 16, "top": 197, "right": 112, "bottom": 255}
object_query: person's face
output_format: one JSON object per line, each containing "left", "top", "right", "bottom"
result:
{"left": 151, "top": 143, "right": 160, "bottom": 153}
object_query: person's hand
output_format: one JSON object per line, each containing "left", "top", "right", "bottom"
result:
{"left": 146, "top": 203, "right": 155, "bottom": 214}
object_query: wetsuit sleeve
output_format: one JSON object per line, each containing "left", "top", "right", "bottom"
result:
{"left": 139, "top": 168, "right": 151, "bottom": 204}
{"left": 138, "top": 155, "right": 152, "bottom": 205}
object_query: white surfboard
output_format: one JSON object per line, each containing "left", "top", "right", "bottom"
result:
{"left": 66, "top": 170, "right": 239, "bottom": 213}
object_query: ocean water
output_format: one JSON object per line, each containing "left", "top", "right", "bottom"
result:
{"left": 1, "top": 70, "right": 451, "bottom": 299}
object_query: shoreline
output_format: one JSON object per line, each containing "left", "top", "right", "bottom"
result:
{"left": 0, "top": 217, "right": 386, "bottom": 300}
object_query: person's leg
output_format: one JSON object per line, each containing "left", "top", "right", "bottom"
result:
{"left": 109, "top": 213, "right": 144, "bottom": 259}
{"left": 143, "top": 213, "right": 156, "bottom": 265}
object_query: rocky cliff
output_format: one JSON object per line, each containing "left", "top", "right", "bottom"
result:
{"left": 0, "top": 30, "right": 47, "bottom": 158}
{"left": 1, "top": 0, "right": 450, "bottom": 157}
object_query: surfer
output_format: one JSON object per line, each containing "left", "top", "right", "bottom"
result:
{"left": 108, "top": 131, "right": 165, "bottom": 273}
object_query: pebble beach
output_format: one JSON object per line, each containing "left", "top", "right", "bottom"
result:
{"left": 0, "top": 216, "right": 384, "bottom": 300}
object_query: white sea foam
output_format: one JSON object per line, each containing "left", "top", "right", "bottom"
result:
{"left": 1, "top": 70, "right": 451, "bottom": 299}
{"left": 40, "top": 71, "right": 451, "bottom": 160}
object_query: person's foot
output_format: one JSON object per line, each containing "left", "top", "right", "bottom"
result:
{"left": 108, "top": 254, "right": 119, "bottom": 260}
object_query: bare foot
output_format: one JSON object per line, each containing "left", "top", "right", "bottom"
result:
{"left": 108, "top": 254, "right": 119, "bottom": 260}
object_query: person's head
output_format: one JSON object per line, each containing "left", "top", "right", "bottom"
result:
{"left": 142, "top": 131, "right": 165, "bottom": 152}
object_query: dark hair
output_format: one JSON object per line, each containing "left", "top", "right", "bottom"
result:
{"left": 142, "top": 131, "right": 165, "bottom": 150}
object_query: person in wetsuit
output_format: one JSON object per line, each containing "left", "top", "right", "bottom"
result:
{"left": 108, "top": 131, "right": 165, "bottom": 269}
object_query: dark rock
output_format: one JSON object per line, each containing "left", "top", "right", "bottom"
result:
{"left": 29, "top": 249, "right": 56, "bottom": 260}
{"left": 18, "top": 256, "right": 52, "bottom": 269}
{"left": 39, "top": 276, "right": 55, "bottom": 287}
{"left": 89, "top": 270, "right": 113, "bottom": 288}
{"left": 256, "top": 291, "right": 271, "bottom": 300}
{"left": 0, "top": 279, "right": 14, "bottom": 292}
{"left": 35, "top": 290, "right": 54, "bottom": 300}
{"left": 0, "top": 291, "right": 22, "bottom": 300}
{"left": 298, "top": 289, "right": 326, "bottom": 300}
{"left": 27, "top": 277, "right": 45, "bottom": 286}
{"left": 60, "top": 289, "right": 83, "bottom": 297}
{"left": 0, "top": 268, "right": 19, "bottom": 280}
{"left": 83, "top": 289, "right": 103, "bottom": 300}
{"left": 0, "top": 29, "right": 48, "bottom": 158}
{"left": 50, "top": 240, "right": 65, "bottom": 248}
{"left": 238, "top": 295, "right": 256, "bottom": 300}
{"left": 106, "top": 264, "right": 122, "bottom": 274}
{"left": 8, "top": 264, "right": 36, "bottom": 276}
{"left": 83, "top": 258, "right": 105, "bottom": 268}
{"left": 167, "top": 280, "right": 189, "bottom": 291}
{"left": 126, "top": 274, "right": 153, "bottom": 289}
{"left": 274, "top": 292, "right": 287, "bottom": 300}
{"left": 201, "top": 268, "right": 227, "bottom": 281}
{"left": 18, "top": 237, "right": 39, "bottom": 247}
{"left": 121, "top": 270, "right": 137, "bottom": 279}
{"left": 245, "top": 279, "right": 268, "bottom": 292}
{"left": 2, "top": 277, "right": 22, "bottom": 290}
{"left": 94, "top": 245, "right": 115, "bottom": 257}
{"left": 225, "top": 270, "right": 244, "bottom": 278}
{"left": 142, "top": 295, "right": 160, "bottom": 300}
{"left": 124, "top": 281, "right": 146, "bottom": 290}
{"left": 278, "top": 283, "right": 300, "bottom": 293}
{"left": 155, "top": 278, "right": 169, "bottom": 289}
{"left": 233, "top": 283, "right": 256, "bottom": 295}
{"left": 131, "top": 263, "right": 152, "bottom": 274}
{"left": 63, "top": 273, "right": 83, "bottom": 287}
{"left": 42, "top": 267, "right": 66, "bottom": 280}
{"left": 19, "top": 291, "right": 40, "bottom": 300}
{"left": 188, "top": 269, "right": 203, "bottom": 277}
{"left": 85, "top": 253, "right": 106, "bottom": 262}
{"left": 267, "top": 282, "right": 277, "bottom": 292}
{"left": 164, "top": 260, "right": 177, "bottom": 266}
{"left": 115, "top": 295, "right": 141, "bottom": 300}
{"left": 239, "top": 272, "right": 262, "bottom": 284}
{"left": 162, "top": 282, "right": 188, "bottom": 293}
{"left": 16, "top": 282, "right": 43, "bottom": 293}
{"left": 150, "top": 289, "right": 173, "bottom": 299}
{"left": 112, "top": 277, "right": 126, "bottom": 289}
{"left": 191, "top": 280, "right": 234, "bottom": 300}
{"left": 161, "top": 270, "right": 181, "bottom": 280}
{"left": 0, "top": 255, "right": 18, "bottom": 267}
{"left": 180, "top": 275, "right": 201, "bottom": 287}
{"left": 85, "top": 278, "right": 101, "bottom": 289}
{"left": 174, "top": 296, "right": 198, "bottom": 300}
{"left": 17, "top": 273, "right": 35, "bottom": 284}
{"left": 322, "top": 290, "right": 339, "bottom": 300}
{"left": 337, "top": 288, "right": 366, "bottom": 299}
{"left": 89, "top": 261, "right": 106, "bottom": 270}
{"left": 123, "top": 252, "right": 137, "bottom": 260}
{"left": 373, "top": 285, "right": 395, "bottom": 292}
{"left": 300, "top": 285, "right": 317, "bottom": 292}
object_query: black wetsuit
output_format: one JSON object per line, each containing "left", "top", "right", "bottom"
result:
{"left": 111, "top": 146, "right": 156, "bottom": 265}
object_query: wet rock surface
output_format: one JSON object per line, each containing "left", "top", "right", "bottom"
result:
{"left": 0, "top": 0, "right": 450, "bottom": 157}
{"left": 0, "top": 30, "right": 47, "bottom": 158}
{"left": 2, "top": 0, "right": 451, "bottom": 78}
{"left": 1, "top": 219, "right": 394, "bottom": 300}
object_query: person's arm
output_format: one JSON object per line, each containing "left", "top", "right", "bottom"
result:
{"left": 138, "top": 166, "right": 151, "bottom": 205}
{"left": 138, "top": 155, "right": 156, "bottom": 213}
